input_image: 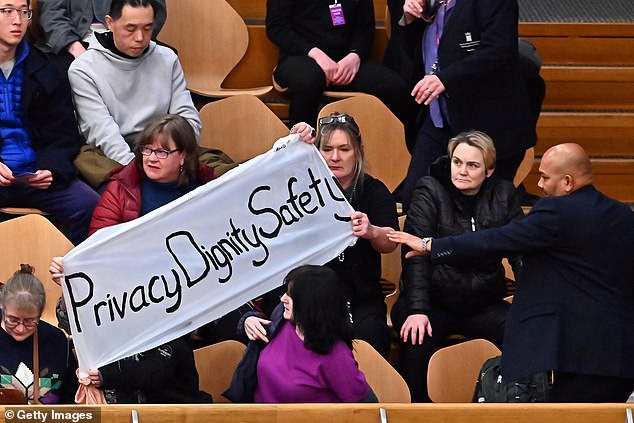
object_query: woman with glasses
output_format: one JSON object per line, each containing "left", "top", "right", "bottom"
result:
{"left": 288, "top": 114, "right": 399, "bottom": 358}
{"left": 87, "top": 113, "right": 215, "bottom": 234}
{"left": 387, "top": 131, "right": 523, "bottom": 401}
{"left": 225, "top": 265, "right": 377, "bottom": 403}
{"left": 50, "top": 114, "right": 215, "bottom": 403}
{"left": 0, "top": 264, "right": 77, "bottom": 404}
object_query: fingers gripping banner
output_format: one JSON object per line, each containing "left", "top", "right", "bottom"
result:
{"left": 62, "top": 136, "right": 356, "bottom": 374}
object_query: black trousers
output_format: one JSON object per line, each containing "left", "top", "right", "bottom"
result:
{"left": 548, "top": 372, "right": 634, "bottom": 402}
{"left": 274, "top": 55, "right": 417, "bottom": 147}
{"left": 350, "top": 300, "right": 392, "bottom": 359}
{"left": 402, "top": 116, "right": 525, "bottom": 210}
{"left": 393, "top": 301, "right": 509, "bottom": 402}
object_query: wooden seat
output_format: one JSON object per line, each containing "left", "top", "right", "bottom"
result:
{"left": 199, "top": 95, "right": 289, "bottom": 163}
{"left": 513, "top": 147, "right": 534, "bottom": 187}
{"left": 0, "top": 388, "right": 26, "bottom": 405}
{"left": 0, "top": 214, "right": 73, "bottom": 329}
{"left": 382, "top": 215, "right": 405, "bottom": 328}
{"left": 0, "top": 207, "right": 49, "bottom": 216}
{"left": 193, "top": 340, "right": 246, "bottom": 403}
{"left": 352, "top": 339, "right": 411, "bottom": 403}
{"left": 427, "top": 338, "right": 501, "bottom": 403}
{"left": 158, "top": 0, "right": 272, "bottom": 98}
{"left": 318, "top": 94, "right": 409, "bottom": 192}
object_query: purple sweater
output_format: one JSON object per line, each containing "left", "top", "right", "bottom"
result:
{"left": 254, "top": 321, "right": 371, "bottom": 403}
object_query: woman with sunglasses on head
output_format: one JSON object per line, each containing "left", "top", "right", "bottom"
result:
{"left": 0, "top": 264, "right": 77, "bottom": 404}
{"left": 288, "top": 114, "right": 399, "bottom": 357}
{"left": 386, "top": 131, "right": 523, "bottom": 401}
{"left": 226, "top": 265, "right": 377, "bottom": 403}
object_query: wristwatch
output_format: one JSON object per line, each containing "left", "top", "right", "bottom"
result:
{"left": 421, "top": 237, "right": 433, "bottom": 253}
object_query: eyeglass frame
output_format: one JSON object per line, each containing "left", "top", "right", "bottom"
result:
{"left": 3, "top": 314, "right": 39, "bottom": 329}
{"left": 138, "top": 145, "right": 181, "bottom": 159}
{"left": 0, "top": 8, "right": 33, "bottom": 20}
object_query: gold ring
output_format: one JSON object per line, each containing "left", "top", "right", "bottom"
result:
{"left": 426, "top": 89, "right": 432, "bottom": 94}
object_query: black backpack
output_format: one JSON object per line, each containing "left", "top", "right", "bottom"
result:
{"left": 472, "top": 356, "right": 550, "bottom": 402}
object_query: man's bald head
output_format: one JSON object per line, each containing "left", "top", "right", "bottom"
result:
{"left": 537, "top": 143, "right": 594, "bottom": 196}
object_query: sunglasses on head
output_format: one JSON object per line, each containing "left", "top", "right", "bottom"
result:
{"left": 318, "top": 114, "right": 356, "bottom": 126}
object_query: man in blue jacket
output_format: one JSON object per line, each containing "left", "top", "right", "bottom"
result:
{"left": 390, "top": 143, "right": 634, "bottom": 402}
{"left": 0, "top": 0, "right": 99, "bottom": 244}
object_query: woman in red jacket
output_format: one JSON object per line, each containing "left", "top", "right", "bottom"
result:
{"left": 51, "top": 114, "right": 216, "bottom": 403}
{"left": 88, "top": 114, "right": 216, "bottom": 235}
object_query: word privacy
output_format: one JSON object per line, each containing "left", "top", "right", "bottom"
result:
{"left": 62, "top": 137, "right": 356, "bottom": 373}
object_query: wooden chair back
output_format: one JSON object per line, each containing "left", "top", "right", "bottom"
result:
{"left": 0, "top": 215, "right": 73, "bottom": 328}
{"left": 0, "top": 207, "right": 48, "bottom": 216}
{"left": 193, "top": 340, "right": 246, "bottom": 403}
{"left": 513, "top": 147, "right": 535, "bottom": 187}
{"left": 427, "top": 338, "right": 501, "bottom": 403}
{"left": 199, "top": 95, "right": 289, "bottom": 163}
{"left": 0, "top": 388, "right": 27, "bottom": 404}
{"left": 158, "top": 0, "right": 272, "bottom": 98}
{"left": 352, "top": 339, "right": 411, "bottom": 403}
{"left": 382, "top": 215, "right": 405, "bottom": 328}
{"left": 318, "top": 94, "right": 409, "bottom": 192}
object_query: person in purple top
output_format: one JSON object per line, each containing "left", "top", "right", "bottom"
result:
{"left": 225, "top": 265, "right": 377, "bottom": 403}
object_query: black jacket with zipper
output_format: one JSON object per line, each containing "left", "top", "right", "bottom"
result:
{"left": 393, "top": 156, "right": 523, "bottom": 323}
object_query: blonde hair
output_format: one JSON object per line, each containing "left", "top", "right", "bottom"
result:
{"left": 447, "top": 130, "right": 497, "bottom": 171}
{"left": 316, "top": 112, "right": 366, "bottom": 190}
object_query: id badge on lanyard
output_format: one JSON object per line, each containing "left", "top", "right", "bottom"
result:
{"left": 329, "top": 0, "right": 345, "bottom": 26}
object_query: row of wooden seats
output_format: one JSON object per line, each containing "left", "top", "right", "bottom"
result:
{"left": 519, "top": 23, "right": 634, "bottom": 65}
{"left": 539, "top": 66, "right": 634, "bottom": 111}
{"left": 2, "top": 403, "right": 631, "bottom": 422}
{"left": 516, "top": 24, "right": 634, "bottom": 204}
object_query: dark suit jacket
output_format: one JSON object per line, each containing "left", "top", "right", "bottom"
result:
{"left": 393, "top": 0, "right": 536, "bottom": 159}
{"left": 22, "top": 42, "right": 83, "bottom": 188}
{"left": 431, "top": 185, "right": 634, "bottom": 382}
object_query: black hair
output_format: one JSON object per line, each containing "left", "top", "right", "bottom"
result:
{"left": 285, "top": 265, "right": 352, "bottom": 354}
{"left": 109, "top": 0, "right": 157, "bottom": 19}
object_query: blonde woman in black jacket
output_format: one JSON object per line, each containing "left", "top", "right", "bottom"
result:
{"left": 390, "top": 130, "right": 523, "bottom": 402}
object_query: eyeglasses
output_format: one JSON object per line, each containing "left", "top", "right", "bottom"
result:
{"left": 139, "top": 145, "right": 180, "bottom": 159}
{"left": 318, "top": 114, "right": 356, "bottom": 126}
{"left": 4, "top": 315, "right": 39, "bottom": 329}
{"left": 0, "top": 8, "right": 33, "bottom": 20}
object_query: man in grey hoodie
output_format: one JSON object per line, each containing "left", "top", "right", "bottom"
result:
{"left": 68, "top": 0, "right": 200, "bottom": 184}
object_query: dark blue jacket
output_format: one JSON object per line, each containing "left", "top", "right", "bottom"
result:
{"left": 393, "top": 0, "right": 536, "bottom": 160}
{"left": 223, "top": 304, "right": 285, "bottom": 403}
{"left": 0, "top": 40, "right": 82, "bottom": 189}
{"left": 431, "top": 186, "right": 634, "bottom": 382}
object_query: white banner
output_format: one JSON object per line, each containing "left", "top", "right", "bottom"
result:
{"left": 62, "top": 136, "right": 356, "bottom": 374}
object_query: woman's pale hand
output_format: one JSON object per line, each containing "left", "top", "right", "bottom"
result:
{"left": 244, "top": 316, "right": 271, "bottom": 343}
{"left": 387, "top": 231, "right": 427, "bottom": 257}
{"left": 400, "top": 313, "right": 432, "bottom": 344}
{"left": 290, "top": 122, "right": 316, "bottom": 144}
{"left": 350, "top": 211, "right": 372, "bottom": 239}
{"left": 49, "top": 256, "right": 65, "bottom": 286}
{"left": 88, "top": 369, "right": 102, "bottom": 388}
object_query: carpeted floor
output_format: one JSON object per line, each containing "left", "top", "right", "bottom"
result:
{"left": 518, "top": 0, "right": 634, "bottom": 23}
